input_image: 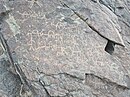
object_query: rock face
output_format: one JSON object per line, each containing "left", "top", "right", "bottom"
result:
{"left": 0, "top": 0, "right": 130, "bottom": 97}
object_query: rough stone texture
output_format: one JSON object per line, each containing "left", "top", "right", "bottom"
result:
{"left": 0, "top": 0, "right": 130, "bottom": 97}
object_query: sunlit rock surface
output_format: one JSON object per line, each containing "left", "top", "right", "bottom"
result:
{"left": 0, "top": 0, "right": 130, "bottom": 97}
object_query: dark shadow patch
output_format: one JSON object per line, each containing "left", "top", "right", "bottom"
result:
{"left": 91, "top": 0, "right": 97, "bottom": 3}
{"left": 105, "top": 40, "right": 115, "bottom": 55}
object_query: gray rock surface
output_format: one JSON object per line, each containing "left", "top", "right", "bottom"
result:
{"left": 0, "top": 0, "right": 130, "bottom": 97}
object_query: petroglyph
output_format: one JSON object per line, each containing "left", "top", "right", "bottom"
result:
{"left": 27, "top": 0, "right": 43, "bottom": 8}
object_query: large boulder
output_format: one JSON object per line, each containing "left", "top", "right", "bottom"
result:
{"left": 0, "top": 0, "right": 130, "bottom": 97}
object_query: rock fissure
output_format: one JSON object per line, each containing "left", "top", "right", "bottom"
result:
{"left": 0, "top": 12, "right": 37, "bottom": 96}
{"left": 85, "top": 73, "right": 130, "bottom": 90}
{"left": 39, "top": 79, "right": 52, "bottom": 97}
{"left": 60, "top": 1, "right": 125, "bottom": 46}
{"left": 60, "top": 1, "right": 125, "bottom": 55}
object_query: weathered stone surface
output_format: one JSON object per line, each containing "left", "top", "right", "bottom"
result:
{"left": 0, "top": 0, "right": 130, "bottom": 97}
